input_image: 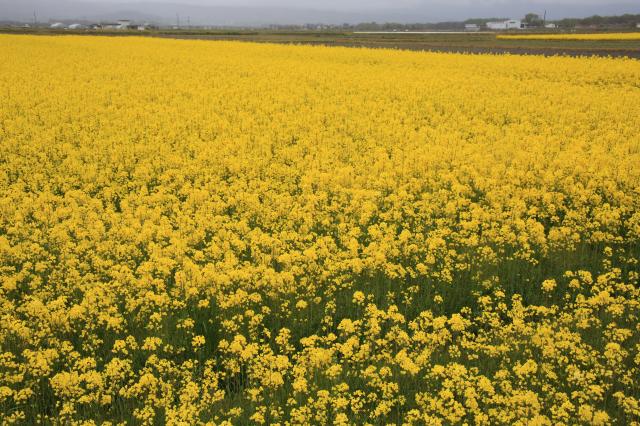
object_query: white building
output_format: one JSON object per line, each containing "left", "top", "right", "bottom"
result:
{"left": 68, "top": 23, "right": 85, "bottom": 30}
{"left": 487, "top": 19, "right": 523, "bottom": 30}
{"left": 117, "top": 20, "right": 131, "bottom": 29}
{"left": 545, "top": 23, "right": 557, "bottom": 29}
{"left": 50, "top": 22, "right": 66, "bottom": 29}
{"left": 465, "top": 24, "right": 480, "bottom": 32}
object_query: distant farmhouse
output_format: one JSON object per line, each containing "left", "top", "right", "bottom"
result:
{"left": 101, "top": 20, "right": 132, "bottom": 30}
{"left": 486, "top": 19, "right": 524, "bottom": 30}
{"left": 110, "top": 20, "right": 152, "bottom": 30}
{"left": 56, "top": 20, "right": 152, "bottom": 31}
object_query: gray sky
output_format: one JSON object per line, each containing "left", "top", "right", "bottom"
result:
{"left": 1, "top": 0, "right": 638, "bottom": 24}
{"left": 72, "top": 0, "right": 637, "bottom": 9}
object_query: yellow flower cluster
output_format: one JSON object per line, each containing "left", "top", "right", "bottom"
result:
{"left": 497, "top": 32, "right": 640, "bottom": 40}
{"left": 0, "top": 35, "right": 639, "bottom": 424}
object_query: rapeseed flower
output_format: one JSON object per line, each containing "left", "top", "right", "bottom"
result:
{"left": 0, "top": 34, "right": 638, "bottom": 424}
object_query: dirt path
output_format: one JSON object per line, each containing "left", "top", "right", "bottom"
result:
{"left": 158, "top": 34, "right": 640, "bottom": 59}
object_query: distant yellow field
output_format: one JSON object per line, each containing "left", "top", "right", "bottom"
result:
{"left": 498, "top": 32, "right": 640, "bottom": 40}
{"left": 1, "top": 35, "right": 640, "bottom": 424}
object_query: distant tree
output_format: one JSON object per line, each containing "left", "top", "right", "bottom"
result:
{"left": 523, "top": 13, "right": 544, "bottom": 27}
{"left": 555, "top": 13, "right": 640, "bottom": 28}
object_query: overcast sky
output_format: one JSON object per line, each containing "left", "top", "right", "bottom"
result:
{"left": 1, "top": 0, "right": 638, "bottom": 24}
{"left": 72, "top": 0, "right": 636, "bottom": 8}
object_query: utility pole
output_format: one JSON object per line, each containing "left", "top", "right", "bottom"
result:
{"left": 176, "top": 13, "right": 180, "bottom": 29}
{"left": 543, "top": 10, "right": 547, "bottom": 26}
{"left": 33, "top": 10, "right": 37, "bottom": 26}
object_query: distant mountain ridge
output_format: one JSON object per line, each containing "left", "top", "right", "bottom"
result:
{"left": 2, "top": 0, "right": 639, "bottom": 26}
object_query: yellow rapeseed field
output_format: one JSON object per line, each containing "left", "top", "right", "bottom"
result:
{"left": 1, "top": 35, "right": 640, "bottom": 425}
{"left": 497, "top": 32, "right": 640, "bottom": 40}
